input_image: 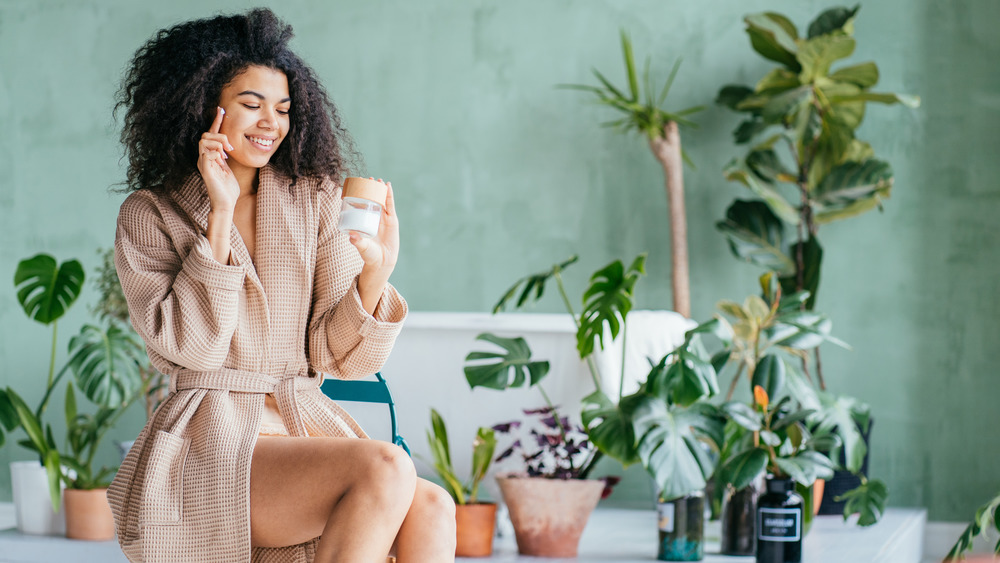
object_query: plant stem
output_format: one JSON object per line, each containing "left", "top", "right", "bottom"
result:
{"left": 36, "top": 362, "right": 71, "bottom": 420}
{"left": 618, "top": 319, "right": 628, "bottom": 403}
{"left": 814, "top": 347, "right": 826, "bottom": 391}
{"left": 650, "top": 121, "right": 691, "bottom": 318}
{"left": 555, "top": 272, "right": 603, "bottom": 393}
{"left": 47, "top": 322, "right": 58, "bottom": 390}
{"left": 725, "top": 362, "right": 746, "bottom": 401}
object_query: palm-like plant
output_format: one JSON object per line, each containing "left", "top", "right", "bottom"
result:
{"left": 425, "top": 408, "right": 496, "bottom": 505}
{"left": 563, "top": 31, "right": 704, "bottom": 318}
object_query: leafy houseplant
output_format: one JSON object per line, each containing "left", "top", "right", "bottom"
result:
{"left": 946, "top": 492, "right": 1000, "bottom": 561}
{"left": 714, "top": 4, "right": 919, "bottom": 388}
{"left": 425, "top": 408, "right": 498, "bottom": 557}
{"left": 563, "top": 32, "right": 704, "bottom": 317}
{"left": 4, "top": 253, "right": 146, "bottom": 519}
{"left": 464, "top": 254, "right": 645, "bottom": 557}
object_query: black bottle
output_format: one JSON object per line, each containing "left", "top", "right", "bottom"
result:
{"left": 756, "top": 476, "right": 803, "bottom": 563}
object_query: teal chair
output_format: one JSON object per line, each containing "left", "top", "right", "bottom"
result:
{"left": 320, "top": 372, "right": 410, "bottom": 455}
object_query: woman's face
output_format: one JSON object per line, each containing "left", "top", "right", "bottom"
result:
{"left": 217, "top": 65, "right": 291, "bottom": 176}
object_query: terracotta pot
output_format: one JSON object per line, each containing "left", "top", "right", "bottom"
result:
{"left": 496, "top": 476, "right": 604, "bottom": 557}
{"left": 64, "top": 488, "right": 115, "bottom": 541}
{"left": 812, "top": 479, "right": 825, "bottom": 516}
{"left": 455, "top": 502, "right": 497, "bottom": 557}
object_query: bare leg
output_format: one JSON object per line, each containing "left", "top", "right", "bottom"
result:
{"left": 250, "top": 436, "right": 416, "bottom": 562}
{"left": 393, "top": 479, "right": 457, "bottom": 562}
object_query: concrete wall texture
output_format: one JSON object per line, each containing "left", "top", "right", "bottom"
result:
{"left": 0, "top": 0, "right": 997, "bottom": 522}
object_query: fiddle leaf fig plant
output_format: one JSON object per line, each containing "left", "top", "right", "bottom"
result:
{"left": 715, "top": 5, "right": 919, "bottom": 389}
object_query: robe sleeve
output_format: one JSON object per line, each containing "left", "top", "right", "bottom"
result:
{"left": 114, "top": 192, "right": 246, "bottom": 372}
{"left": 307, "top": 183, "right": 407, "bottom": 380}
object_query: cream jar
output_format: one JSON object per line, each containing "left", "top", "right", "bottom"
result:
{"left": 338, "top": 177, "right": 387, "bottom": 238}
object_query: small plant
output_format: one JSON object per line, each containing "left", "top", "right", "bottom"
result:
{"left": 425, "top": 408, "right": 496, "bottom": 505}
{"left": 945, "top": 492, "right": 1000, "bottom": 561}
{"left": 491, "top": 406, "right": 594, "bottom": 481}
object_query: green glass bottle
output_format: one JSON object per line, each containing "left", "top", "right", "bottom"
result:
{"left": 756, "top": 476, "right": 802, "bottom": 563}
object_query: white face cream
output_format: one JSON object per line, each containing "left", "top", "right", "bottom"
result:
{"left": 338, "top": 196, "right": 382, "bottom": 237}
{"left": 337, "top": 177, "right": 388, "bottom": 238}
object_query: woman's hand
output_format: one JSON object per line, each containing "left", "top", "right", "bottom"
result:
{"left": 198, "top": 107, "right": 239, "bottom": 213}
{"left": 350, "top": 179, "right": 399, "bottom": 313}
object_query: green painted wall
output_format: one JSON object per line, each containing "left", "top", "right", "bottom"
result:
{"left": 0, "top": 0, "right": 996, "bottom": 522}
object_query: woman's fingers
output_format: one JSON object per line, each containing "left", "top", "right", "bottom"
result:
{"left": 200, "top": 139, "right": 228, "bottom": 159}
{"left": 210, "top": 106, "right": 225, "bottom": 134}
{"left": 384, "top": 182, "right": 395, "bottom": 216}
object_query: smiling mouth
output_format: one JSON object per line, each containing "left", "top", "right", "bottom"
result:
{"left": 247, "top": 135, "right": 275, "bottom": 149}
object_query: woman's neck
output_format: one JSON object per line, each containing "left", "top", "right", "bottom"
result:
{"left": 231, "top": 162, "right": 260, "bottom": 196}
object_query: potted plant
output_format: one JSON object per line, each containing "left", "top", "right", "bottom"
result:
{"left": 4, "top": 252, "right": 146, "bottom": 538}
{"left": 424, "top": 408, "right": 498, "bottom": 557}
{"left": 713, "top": 5, "right": 919, "bottom": 516}
{"left": 464, "top": 254, "right": 646, "bottom": 556}
{"left": 4, "top": 253, "right": 85, "bottom": 535}
{"left": 562, "top": 31, "right": 705, "bottom": 317}
{"left": 945, "top": 492, "right": 1000, "bottom": 561}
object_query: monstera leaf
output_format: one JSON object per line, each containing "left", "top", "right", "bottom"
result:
{"left": 464, "top": 333, "right": 550, "bottom": 391}
{"left": 580, "top": 389, "right": 641, "bottom": 467}
{"left": 67, "top": 324, "right": 145, "bottom": 409}
{"left": 14, "top": 254, "right": 85, "bottom": 325}
{"left": 836, "top": 478, "right": 888, "bottom": 527}
{"left": 492, "top": 255, "right": 578, "bottom": 313}
{"left": 633, "top": 398, "right": 724, "bottom": 501}
{"left": 576, "top": 254, "right": 646, "bottom": 358}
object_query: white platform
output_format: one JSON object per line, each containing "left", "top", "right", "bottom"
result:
{"left": 0, "top": 503, "right": 927, "bottom": 563}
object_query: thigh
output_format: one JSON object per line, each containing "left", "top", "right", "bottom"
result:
{"left": 249, "top": 436, "right": 400, "bottom": 548}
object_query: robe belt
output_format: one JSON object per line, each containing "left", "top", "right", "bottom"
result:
{"left": 169, "top": 366, "right": 319, "bottom": 394}
{"left": 169, "top": 365, "right": 321, "bottom": 437}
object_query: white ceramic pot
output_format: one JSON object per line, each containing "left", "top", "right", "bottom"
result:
{"left": 10, "top": 460, "right": 66, "bottom": 536}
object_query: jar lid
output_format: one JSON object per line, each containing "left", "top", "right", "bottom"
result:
{"left": 342, "top": 177, "right": 387, "bottom": 206}
{"left": 765, "top": 476, "right": 795, "bottom": 493}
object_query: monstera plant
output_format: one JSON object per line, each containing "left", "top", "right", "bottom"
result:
{"left": 715, "top": 5, "right": 919, "bottom": 389}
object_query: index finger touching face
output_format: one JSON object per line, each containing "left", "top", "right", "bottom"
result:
{"left": 209, "top": 106, "right": 225, "bottom": 134}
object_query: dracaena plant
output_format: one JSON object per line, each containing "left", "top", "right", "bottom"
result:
{"left": 715, "top": 5, "right": 919, "bottom": 389}
{"left": 424, "top": 408, "right": 496, "bottom": 505}
{"left": 945, "top": 492, "right": 1000, "bottom": 562}
{"left": 464, "top": 254, "right": 646, "bottom": 479}
{"left": 562, "top": 31, "right": 704, "bottom": 318}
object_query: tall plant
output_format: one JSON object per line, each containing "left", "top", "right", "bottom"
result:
{"left": 715, "top": 5, "right": 919, "bottom": 389}
{"left": 564, "top": 32, "right": 704, "bottom": 318}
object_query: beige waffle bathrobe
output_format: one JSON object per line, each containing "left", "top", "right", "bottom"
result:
{"left": 107, "top": 165, "right": 407, "bottom": 562}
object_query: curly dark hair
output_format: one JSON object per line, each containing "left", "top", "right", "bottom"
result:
{"left": 115, "top": 8, "right": 357, "bottom": 193}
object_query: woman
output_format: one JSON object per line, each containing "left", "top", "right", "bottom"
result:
{"left": 109, "top": 8, "right": 455, "bottom": 562}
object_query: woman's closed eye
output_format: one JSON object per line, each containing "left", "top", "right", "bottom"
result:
{"left": 241, "top": 103, "right": 289, "bottom": 115}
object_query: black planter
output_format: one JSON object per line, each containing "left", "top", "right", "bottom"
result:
{"left": 721, "top": 484, "right": 757, "bottom": 555}
{"left": 817, "top": 418, "right": 872, "bottom": 516}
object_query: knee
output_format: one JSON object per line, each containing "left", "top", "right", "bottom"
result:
{"left": 360, "top": 442, "right": 417, "bottom": 498}
{"left": 415, "top": 481, "right": 457, "bottom": 533}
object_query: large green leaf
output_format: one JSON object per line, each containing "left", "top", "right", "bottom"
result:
{"left": 722, "top": 401, "right": 762, "bottom": 432}
{"left": 14, "top": 254, "right": 85, "bottom": 325}
{"left": 746, "top": 148, "right": 796, "bottom": 184}
{"left": 797, "top": 34, "right": 856, "bottom": 83}
{"left": 67, "top": 324, "right": 145, "bottom": 409}
{"left": 755, "top": 68, "right": 801, "bottom": 96}
{"left": 744, "top": 13, "right": 801, "bottom": 70}
{"left": 778, "top": 235, "right": 823, "bottom": 309}
{"left": 719, "top": 447, "right": 769, "bottom": 491}
{"left": 633, "top": 397, "right": 724, "bottom": 500}
{"left": 773, "top": 450, "right": 835, "bottom": 485}
{"left": 469, "top": 427, "right": 496, "bottom": 502}
{"left": 716, "top": 85, "right": 755, "bottom": 112}
{"left": 492, "top": 255, "right": 578, "bottom": 313}
{"left": 807, "top": 5, "right": 860, "bottom": 39}
{"left": 751, "top": 354, "right": 786, "bottom": 401}
{"left": 723, "top": 161, "right": 800, "bottom": 225}
{"left": 829, "top": 62, "right": 879, "bottom": 88}
{"left": 761, "top": 85, "right": 812, "bottom": 124}
{"left": 577, "top": 254, "right": 646, "bottom": 358}
{"left": 581, "top": 389, "right": 641, "bottom": 466}
{"left": 667, "top": 350, "right": 721, "bottom": 407}
{"left": 835, "top": 478, "right": 888, "bottom": 527}
{"left": 811, "top": 159, "right": 893, "bottom": 224}
{"left": 717, "top": 200, "right": 796, "bottom": 276}
{"left": 463, "top": 333, "right": 550, "bottom": 390}
{"left": 829, "top": 91, "right": 921, "bottom": 108}
{"left": 810, "top": 391, "right": 868, "bottom": 473}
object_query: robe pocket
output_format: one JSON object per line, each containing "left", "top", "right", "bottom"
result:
{"left": 139, "top": 430, "right": 190, "bottom": 525}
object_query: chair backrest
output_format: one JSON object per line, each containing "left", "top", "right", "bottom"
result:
{"left": 319, "top": 372, "right": 410, "bottom": 455}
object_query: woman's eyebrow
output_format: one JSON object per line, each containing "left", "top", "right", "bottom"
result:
{"left": 236, "top": 90, "right": 292, "bottom": 103}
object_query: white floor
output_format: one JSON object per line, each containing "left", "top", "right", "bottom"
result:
{"left": 0, "top": 503, "right": 961, "bottom": 563}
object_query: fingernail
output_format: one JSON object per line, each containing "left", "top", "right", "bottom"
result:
{"left": 219, "top": 107, "right": 225, "bottom": 115}
{"left": 227, "top": 144, "right": 234, "bottom": 151}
